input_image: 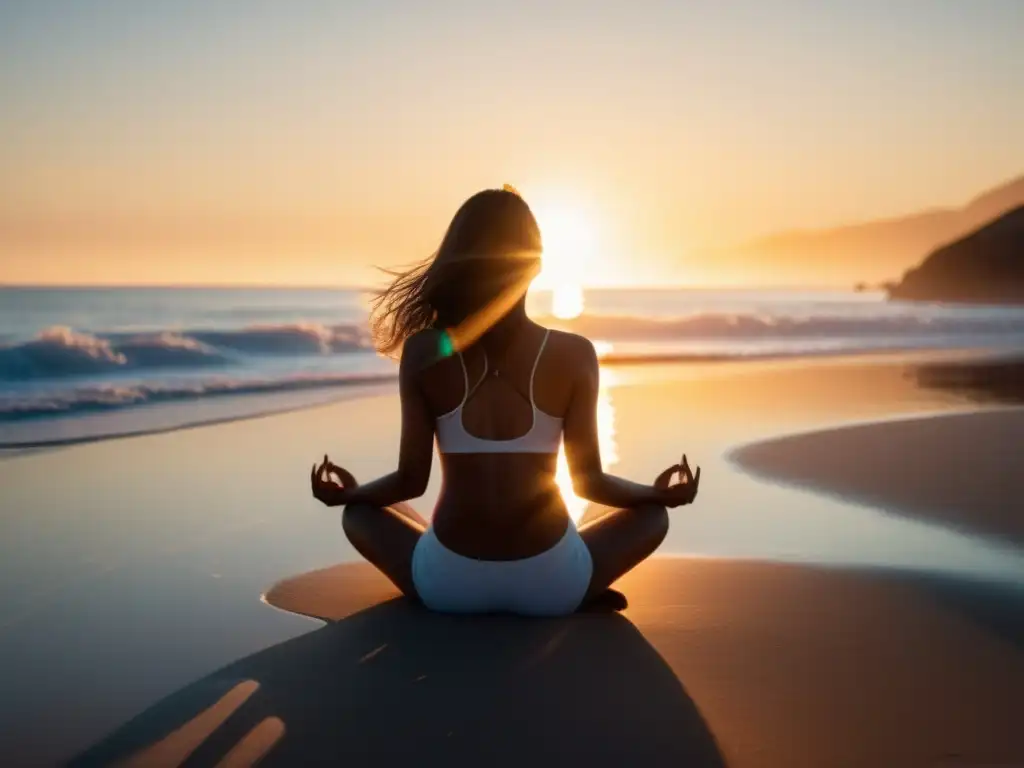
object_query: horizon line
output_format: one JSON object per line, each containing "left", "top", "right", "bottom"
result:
{"left": 0, "top": 281, "right": 866, "bottom": 293}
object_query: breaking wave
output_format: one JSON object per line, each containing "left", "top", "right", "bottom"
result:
{"left": 547, "top": 311, "right": 1024, "bottom": 341}
{"left": 0, "top": 372, "right": 396, "bottom": 421}
{"left": 5, "top": 307, "right": 1024, "bottom": 433}
{"left": 0, "top": 324, "right": 371, "bottom": 381}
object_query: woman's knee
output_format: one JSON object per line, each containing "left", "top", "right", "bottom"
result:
{"left": 341, "top": 502, "right": 381, "bottom": 542}
{"left": 634, "top": 503, "right": 669, "bottom": 546}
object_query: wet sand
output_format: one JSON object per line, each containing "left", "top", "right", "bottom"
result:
{"left": 4, "top": 352, "right": 1024, "bottom": 765}
{"left": 734, "top": 407, "right": 1024, "bottom": 546}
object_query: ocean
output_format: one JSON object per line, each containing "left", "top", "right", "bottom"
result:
{"left": 2, "top": 285, "right": 1024, "bottom": 446}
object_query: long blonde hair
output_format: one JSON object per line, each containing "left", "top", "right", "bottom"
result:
{"left": 370, "top": 187, "right": 543, "bottom": 357}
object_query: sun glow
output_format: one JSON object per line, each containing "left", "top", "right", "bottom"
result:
{"left": 531, "top": 197, "right": 597, "bottom": 320}
{"left": 522, "top": 191, "right": 616, "bottom": 523}
{"left": 551, "top": 284, "right": 584, "bottom": 319}
{"left": 557, "top": 366, "right": 620, "bottom": 525}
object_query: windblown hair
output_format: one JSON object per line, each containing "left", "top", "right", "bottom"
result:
{"left": 370, "top": 187, "right": 543, "bottom": 357}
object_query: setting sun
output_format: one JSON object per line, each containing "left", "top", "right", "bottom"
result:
{"left": 551, "top": 284, "right": 584, "bottom": 319}
{"left": 530, "top": 196, "right": 597, "bottom": 318}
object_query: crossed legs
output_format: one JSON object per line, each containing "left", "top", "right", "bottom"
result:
{"left": 340, "top": 502, "right": 669, "bottom": 608}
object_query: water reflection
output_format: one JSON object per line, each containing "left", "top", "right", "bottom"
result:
{"left": 914, "top": 356, "right": 1024, "bottom": 405}
{"left": 557, "top": 366, "right": 619, "bottom": 524}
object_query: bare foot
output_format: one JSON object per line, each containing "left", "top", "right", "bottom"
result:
{"left": 579, "top": 589, "right": 628, "bottom": 613}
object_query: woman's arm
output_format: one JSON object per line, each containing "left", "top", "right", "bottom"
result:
{"left": 315, "top": 333, "right": 437, "bottom": 508}
{"left": 563, "top": 337, "right": 668, "bottom": 508}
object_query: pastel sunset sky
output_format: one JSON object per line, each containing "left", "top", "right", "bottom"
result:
{"left": 2, "top": 1, "right": 1022, "bottom": 287}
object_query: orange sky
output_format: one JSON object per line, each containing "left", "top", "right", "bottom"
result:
{"left": 2, "top": 2, "right": 1023, "bottom": 288}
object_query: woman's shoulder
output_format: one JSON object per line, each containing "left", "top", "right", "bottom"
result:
{"left": 538, "top": 327, "right": 598, "bottom": 366}
{"left": 399, "top": 329, "right": 450, "bottom": 374}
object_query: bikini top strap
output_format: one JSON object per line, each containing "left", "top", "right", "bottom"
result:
{"left": 461, "top": 350, "right": 489, "bottom": 406}
{"left": 529, "top": 329, "right": 551, "bottom": 407}
{"left": 456, "top": 351, "right": 470, "bottom": 407}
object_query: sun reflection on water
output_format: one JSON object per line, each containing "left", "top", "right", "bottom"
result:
{"left": 557, "top": 365, "right": 619, "bottom": 525}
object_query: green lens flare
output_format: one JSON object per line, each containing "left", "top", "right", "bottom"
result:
{"left": 439, "top": 331, "right": 454, "bottom": 358}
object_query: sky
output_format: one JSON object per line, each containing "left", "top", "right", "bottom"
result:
{"left": 1, "top": 0, "right": 1023, "bottom": 287}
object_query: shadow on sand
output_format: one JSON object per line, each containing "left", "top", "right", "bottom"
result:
{"left": 71, "top": 599, "right": 725, "bottom": 767}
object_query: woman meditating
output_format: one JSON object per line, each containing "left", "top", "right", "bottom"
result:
{"left": 310, "top": 186, "right": 700, "bottom": 616}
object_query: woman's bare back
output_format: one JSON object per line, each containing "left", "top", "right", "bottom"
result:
{"left": 415, "top": 321, "right": 586, "bottom": 560}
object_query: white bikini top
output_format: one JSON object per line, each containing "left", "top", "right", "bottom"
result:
{"left": 436, "top": 329, "right": 563, "bottom": 454}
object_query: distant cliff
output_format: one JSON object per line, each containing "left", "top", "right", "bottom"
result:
{"left": 698, "top": 174, "right": 1024, "bottom": 287}
{"left": 887, "top": 205, "right": 1024, "bottom": 304}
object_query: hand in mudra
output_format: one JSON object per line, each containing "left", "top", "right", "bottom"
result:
{"left": 310, "top": 454, "right": 358, "bottom": 507}
{"left": 654, "top": 454, "right": 701, "bottom": 508}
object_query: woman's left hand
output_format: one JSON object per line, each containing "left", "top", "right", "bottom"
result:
{"left": 310, "top": 454, "right": 358, "bottom": 507}
{"left": 653, "top": 454, "right": 700, "bottom": 508}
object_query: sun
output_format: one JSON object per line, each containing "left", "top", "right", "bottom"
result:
{"left": 530, "top": 198, "right": 596, "bottom": 320}
{"left": 551, "top": 284, "right": 584, "bottom": 319}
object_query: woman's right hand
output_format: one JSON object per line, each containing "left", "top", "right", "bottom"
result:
{"left": 653, "top": 454, "right": 701, "bottom": 508}
{"left": 310, "top": 454, "right": 358, "bottom": 507}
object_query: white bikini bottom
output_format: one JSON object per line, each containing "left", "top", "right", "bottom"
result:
{"left": 411, "top": 522, "right": 593, "bottom": 617}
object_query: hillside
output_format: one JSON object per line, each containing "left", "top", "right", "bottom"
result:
{"left": 887, "top": 205, "right": 1024, "bottom": 304}
{"left": 703, "top": 175, "right": 1024, "bottom": 287}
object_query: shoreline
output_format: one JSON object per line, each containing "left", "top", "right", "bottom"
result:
{"left": 0, "top": 380, "right": 396, "bottom": 451}
{"left": 4, "top": 347, "right": 1018, "bottom": 451}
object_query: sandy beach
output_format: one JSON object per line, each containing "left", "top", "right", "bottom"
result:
{"left": 252, "top": 558, "right": 1024, "bottom": 768}
{"left": 734, "top": 407, "right": 1024, "bottom": 546}
{"left": 3, "top": 351, "right": 1024, "bottom": 766}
